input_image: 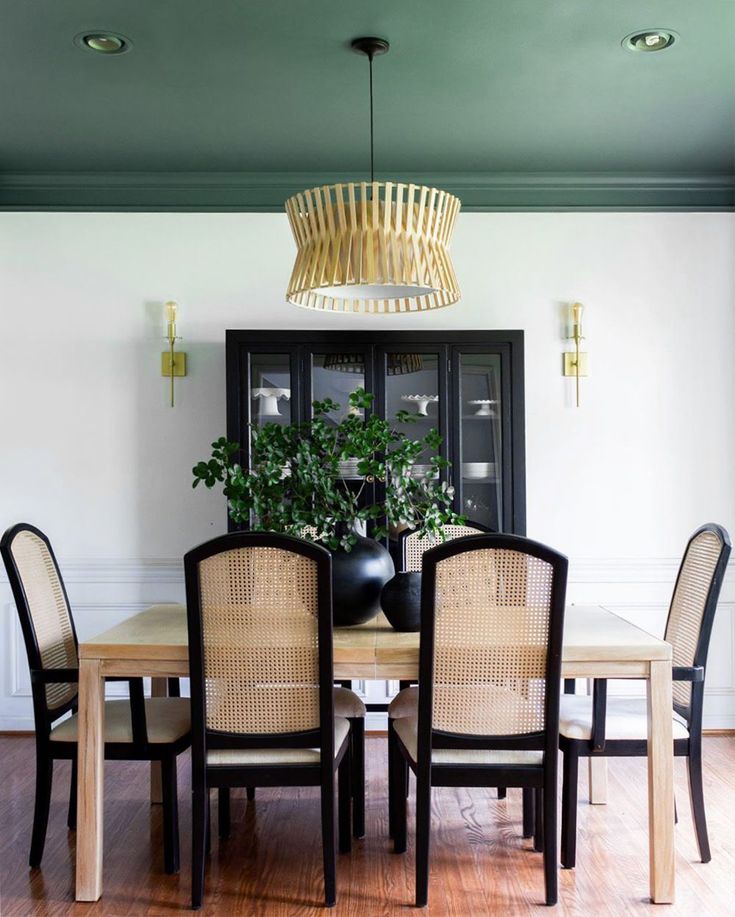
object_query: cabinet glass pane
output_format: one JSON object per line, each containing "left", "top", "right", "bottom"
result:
{"left": 384, "top": 352, "right": 440, "bottom": 468}
{"left": 312, "top": 352, "right": 368, "bottom": 424}
{"left": 250, "top": 353, "right": 292, "bottom": 427}
{"left": 458, "top": 353, "right": 503, "bottom": 531}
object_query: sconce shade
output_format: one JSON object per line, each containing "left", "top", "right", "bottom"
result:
{"left": 286, "top": 181, "right": 461, "bottom": 314}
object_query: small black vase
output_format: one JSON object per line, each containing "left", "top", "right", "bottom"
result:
{"left": 381, "top": 571, "right": 422, "bottom": 632}
{"left": 331, "top": 533, "right": 395, "bottom": 627}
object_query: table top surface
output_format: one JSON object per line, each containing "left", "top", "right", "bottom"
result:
{"left": 79, "top": 603, "right": 672, "bottom": 664}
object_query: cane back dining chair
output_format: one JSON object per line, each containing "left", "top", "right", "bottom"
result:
{"left": 217, "top": 524, "right": 366, "bottom": 841}
{"left": 388, "top": 521, "right": 511, "bottom": 835}
{"left": 0, "top": 523, "right": 191, "bottom": 872}
{"left": 559, "top": 523, "right": 731, "bottom": 868}
{"left": 390, "top": 533, "right": 568, "bottom": 906}
{"left": 184, "top": 532, "right": 353, "bottom": 909}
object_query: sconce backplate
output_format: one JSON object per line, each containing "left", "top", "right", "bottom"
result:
{"left": 161, "top": 352, "right": 187, "bottom": 376}
{"left": 563, "top": 352, "right": 588, "bottom": 376}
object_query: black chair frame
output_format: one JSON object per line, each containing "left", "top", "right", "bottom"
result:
{"left": 559, "top": 523, "right": 731, "bottom": 869}
{"left": 390, "top": 533, "right": 568, "bottom": 906}
{"left": 185, "top": 532, "right": 352, "bottom": 909}
{"left": 1, "top": 522, "right": 189, "bottom": 873}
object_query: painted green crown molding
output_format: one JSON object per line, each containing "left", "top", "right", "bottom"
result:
{"left": 0, "top": 171, "right": 732, "bottom": 212}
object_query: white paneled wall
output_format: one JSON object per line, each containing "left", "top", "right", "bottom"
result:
{"left": 0, "top": 211, "right": 733, "bottom": 730}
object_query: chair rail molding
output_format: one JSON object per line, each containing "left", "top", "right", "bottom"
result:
{"left": 2, "top": 556, "right": 734, "bottom": 731}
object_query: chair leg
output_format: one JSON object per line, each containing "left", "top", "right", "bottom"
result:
{"left": 191, "top": 783, "right": 207, "bottom": 909}
{"left": 218, "top": 788, "right": 231, "bottom": 840}
{"left": 338, "top": 750, "right": 352, "bottom": 854}
{"left": 161, "top": 756, "right": 180, "bottom": 874}
{"left": 67, "top": 755, "right": 78, "bottom": 830}
{"left": 350, "top": 717, "right": 365, "bottom": 838}
{"left": 415, "top": 766, "right": 431, "bottom": 908}
{"left": 522, "top": 787, "right": 534, "bottom": 838}
{"left": 560, "top": 750, "right": 579, "bottom": 869}
{"left": 30, "top": 755, "right": 53, "bottom": 868}
{"left": 205, "top": 791, "right": 211, "bottom": 856}
{"left": 388, "top": 718, "right": 397, "bottom": 839}
{"left": 393, "top": 750, "right": 408, "bottom": 855}
{"left": 534, "top": 789, "right": 544, "bottom": 852}
{"left": 246, "top": 786, "right": 255, "bottom": 801}
{"left": 320, "top": 772, "right": 337, "bottom": 907}
{"left": 687, "top": 748, "right": 711, "bottom": 863}
{"left": 543, "top": 775, "right": 558, "bottom": 906}
{"left": 497, "top": 787, "right": 507, "bottom": 800}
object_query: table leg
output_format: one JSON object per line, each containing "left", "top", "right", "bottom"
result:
{"left": 76, "top": 658, "right": 105, "bottom": 902}
{"left": 588, "top": 758, "right": 608, "bottom": 804}
{"left": 647, "top": 660, "right": 675, "bottom": 904}
{"left": 585, "top": 679, "right": 608, "bottom": 803}
{"left": 150, "top": 677, "right": 167, "bottom": 804}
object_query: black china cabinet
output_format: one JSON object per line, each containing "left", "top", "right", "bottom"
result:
{"left": 225, "top": 330, "right": 526, "bottom": 536}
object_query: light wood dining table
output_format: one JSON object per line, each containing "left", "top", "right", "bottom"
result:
{"left": 75, "top": 603, "right": 675, "bottom": 904}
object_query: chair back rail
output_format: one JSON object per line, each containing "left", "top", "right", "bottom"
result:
{"left": 589, "top": 522, "right": 731, "bottom": 748}
{"left": 417, "top": 534, "right": 568, "bottom": 762}
{"left": 1, "top": 522, "right": 150, "bottom": 742}
{"left": 184, "top": 532, "right": 335, "bottom": 766}
{"left": 1, "top": 523, "right": 80, "bottom": 719}
{"left": 665, "top": 524, "right": 731, "bottom": 715}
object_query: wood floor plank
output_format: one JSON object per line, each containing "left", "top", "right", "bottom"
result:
{"left": 1, "top": 736, "right": 734, "bottom": 915}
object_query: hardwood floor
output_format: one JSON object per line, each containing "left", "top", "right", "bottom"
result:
{"left": 1, "top": 735, "right": 734, "bottom": 915}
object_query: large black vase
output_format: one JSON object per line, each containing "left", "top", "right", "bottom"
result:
{"left": 380, "top": 571, "right": 422, "bottom": 632}
{"left": 331, "top": 535, "right": 395, "bottom": 627}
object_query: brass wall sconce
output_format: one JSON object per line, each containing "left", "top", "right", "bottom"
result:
{"left": 562, "top": 301, "right": 588, "bottom": 407}
{"left": 161, "top": 301, "right": 187, "bottom": 407}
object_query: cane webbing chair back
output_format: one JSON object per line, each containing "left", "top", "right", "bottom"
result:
{"left": 3, "top": 526, "right": 78, "bottom": 711}
{"left": 197, "top": 543, "right": 321, "bottom": 735}
{"left": 402, "top": 523, "right": 489, "bottom": 573}
{"left": 665, "top": 526, "right": 731, "bottom": 709}
{"left": 430, "top": 545, "right": 555, "bottom": 737}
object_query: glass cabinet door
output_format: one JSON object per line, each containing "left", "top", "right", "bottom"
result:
{"left": 453, "top": 351, "right": 504, "bottom": 532}
{"left": 309, "top": 349, "right": 373, "bottom": 425}
{"left": 307, "top": 348, "right": 375, "bottom": 523}
{"left": 375, "top": 346, "right": 448, "bottom": 545}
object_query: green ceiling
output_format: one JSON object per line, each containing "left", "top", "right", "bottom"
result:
{"left": 1, "top": 0, "right": 733, "bottom": 210}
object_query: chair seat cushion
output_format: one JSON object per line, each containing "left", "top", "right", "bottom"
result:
{"left": 334, "top": 686, "right": 366, "bottom": 718}
{"left": 559, "top": 695, "right": 690, "bottom": 741}
{"left": 50, "top": 697, "right": 191, "bottom": 744}
{"left": 388, "top": 686, "right": 418, "bottom": 719}
{"left": 207, "top": 717, "right": 351, "bottom": 766}
{"left": 393, "top": 715, "right": 543, "bottom": 766}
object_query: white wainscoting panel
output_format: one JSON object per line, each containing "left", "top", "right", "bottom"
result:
{"left": 1, "top": 557, "right": 733, "bottom": 731}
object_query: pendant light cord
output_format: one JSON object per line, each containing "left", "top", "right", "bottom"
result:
{"left": 368, "top": 51, "right": 375, "bottom": 184}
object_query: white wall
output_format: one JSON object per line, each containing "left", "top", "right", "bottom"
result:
{"left": 1, "top": 211, "right": 734, "bottom": 729}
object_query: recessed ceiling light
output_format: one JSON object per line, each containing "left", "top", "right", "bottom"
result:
{"left": 74, "top": 32, "right": 131, "bottom": 55}
{"left": 623, "top": 30, "right": 677, "bottom": 53}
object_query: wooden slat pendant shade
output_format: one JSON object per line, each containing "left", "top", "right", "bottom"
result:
{"left": 285, "top": 181, "right": 461, "bottom": 314}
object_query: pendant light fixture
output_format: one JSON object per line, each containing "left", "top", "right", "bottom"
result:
{"left": 285, "top": 37, "right": 461, "bottom": 315}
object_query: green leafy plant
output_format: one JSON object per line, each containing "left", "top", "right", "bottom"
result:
{"left": 192, "top": 389, "right": 464, "bottom": 551}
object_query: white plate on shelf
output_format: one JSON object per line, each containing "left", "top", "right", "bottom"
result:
{"left": 462, "top": 462, "right": 496, "bottom": 480}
